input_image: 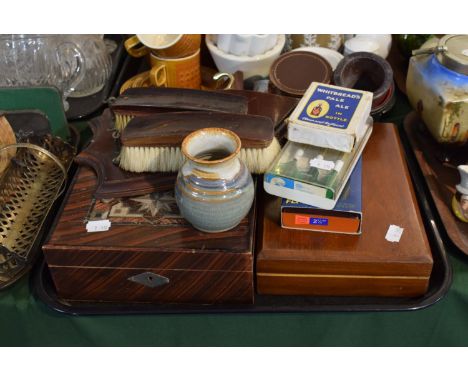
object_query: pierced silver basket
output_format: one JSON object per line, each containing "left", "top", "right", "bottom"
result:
{"left": 0, "top": 136, "right": 75, "bottom": 289}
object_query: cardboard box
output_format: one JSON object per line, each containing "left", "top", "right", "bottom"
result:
{"left": 281, "top": 158, "right": 362, "bottom": 234}
{"left": 287, "top": 82, "right": 373, "bottom": 152}
{"left": 264, "top": 124, "right": 371, "bottom": 210}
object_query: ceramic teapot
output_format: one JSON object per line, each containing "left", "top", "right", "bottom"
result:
{"left": 407, "top": 35, "right": 468, "bottom": 144}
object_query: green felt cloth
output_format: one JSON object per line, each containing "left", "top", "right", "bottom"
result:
{"left": 0, "top": 87, "right": 70, "bottom": 140}
{"left": 1, "top": 249, "right": 468, "bottom": 346}
{"left": 1, "top": 88, "right": 468, "bottom": 346}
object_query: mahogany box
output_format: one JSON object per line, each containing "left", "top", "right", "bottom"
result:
{"left": 42, "top": 168, "right": 256, "bottom": 304}
{"left": 256, "top": 123, "right": 434, "bottom": 297}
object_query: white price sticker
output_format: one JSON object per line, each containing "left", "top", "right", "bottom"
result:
{"left": 309, "top": 158, "right": 335, "bottom": 171}
{"left": 86, "top": 219, "right": 111, "bottom": 233}
{"left": 385, "top": 225, "right": 404, "bottom": 243}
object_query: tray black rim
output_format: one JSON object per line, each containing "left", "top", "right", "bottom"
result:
{"left": 30, "top": 122, "right": 453, "bottom": 315}
{"left": 402, "top": 112, "right": 467, "bottom": 256}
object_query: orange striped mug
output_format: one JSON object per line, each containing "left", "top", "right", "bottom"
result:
{"left": 149, "top": 49, "right": 201, "bottom": 89}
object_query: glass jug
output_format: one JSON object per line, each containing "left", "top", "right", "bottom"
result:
{"left": 0, "top": 34, "right": 85, "bottom": 110}
{"left": 66, "top": 35, "right": 112, "bottom": 98}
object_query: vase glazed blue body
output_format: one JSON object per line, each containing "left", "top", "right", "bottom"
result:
{"left": 175, "top": 128, "right": 254, "bottom": 233}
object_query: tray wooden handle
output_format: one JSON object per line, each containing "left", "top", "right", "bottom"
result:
{"left": 75, "top": 110, "right": 176, "bottom": 199}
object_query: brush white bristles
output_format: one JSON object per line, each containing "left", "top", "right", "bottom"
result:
{"left": 239, "top": 137, "right": 281, "bottom": 174}
{"left": 119, "top": 146, "right": 185, "bottom": 173}
{"left": 118, "top": 137, "right": 281, "bottom": 174}
{"left": 114, "top": 114, "right": 135, "bottom": 132}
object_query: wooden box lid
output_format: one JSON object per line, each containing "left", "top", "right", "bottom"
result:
{"left": 43, "top": 167, "right": 255, "bottom": 272}
{"left": 256, "top": 123, "right": 433, "bottom": 297}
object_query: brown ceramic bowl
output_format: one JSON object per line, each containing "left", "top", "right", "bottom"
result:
{"left": 333, "top": 52, "right": 394, "bottom": 109}
{"left": 370, "top": 80, "right": 396, "bottom": 118}
{"left": 269, "top": 51, "right": 332, "bottom": 97}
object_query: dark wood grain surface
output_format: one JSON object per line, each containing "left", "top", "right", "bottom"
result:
{"left": 44, "top": 168, "right": 255, "bottom": 256}
{"left": 122, "top": 112, "right": 274, "bottom": 148}
{"left": 403, "top": 112, "right": 468, "bottom": 255}
{"left": 256, "top": 122, "right": 433, "bottom": 297}
{"left": 112, "top": 87, "right": 249, "bottom": 115}
{"left": 49, "top": 267, "right": 253, "bottom": 304}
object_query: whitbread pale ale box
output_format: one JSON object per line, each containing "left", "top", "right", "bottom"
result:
{"left": 287, "top": 82, "right": 373, "bottom": 152}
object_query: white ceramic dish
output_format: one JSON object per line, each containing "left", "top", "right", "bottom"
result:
{"left": 344, "top": 37, "right": 380, "bottom": 56}
{"left": 292, "top": 46, "right": 344, "bottom": 70}
{"left": 344, "top": 35, "right": 392, "bottom": 58}
{"left": 206, "top": 34, "right": 285, "bottom": 79}
{"left": 214, "top": 34, "right": 278, "bottom": 57}
{"left": 354, "top": 34, "right": 392, "bottom": 58}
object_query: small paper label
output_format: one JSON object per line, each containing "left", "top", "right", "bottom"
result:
{"left": 295, "top": 215, "right": 310, "bottom": 225}
{"left": 385, "top": 225, "right": 404, "bottom": 242}
{"left": 309, "top": 158, "right": 335, "bottom": 171}
{"left": 310, "top": 217, "right": 328, "bottom": 226}
{"left": 86, "top": 219, "right": 111, "bottom": 232}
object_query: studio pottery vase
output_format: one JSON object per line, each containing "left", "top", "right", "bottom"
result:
{"left": 175, "top": 128, "right": 254, "bottom": 233}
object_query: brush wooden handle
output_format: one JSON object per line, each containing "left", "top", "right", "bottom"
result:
{"left": 121, "top": 112, "right": 274, "bottom": 149}
{"left": 75, "top": 110, "right": 176, "bottom": 199}
{"left": 110, "top": 87, "right": 249, "bottom": 115}
{"left": 224, "top": 89, "right": 298, "bottom": 129}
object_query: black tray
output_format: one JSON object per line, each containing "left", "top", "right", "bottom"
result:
{"left": 402, "top": 112, "right": 467, "bottom": 255}
{"left": 31, "top": 129, "right": 453, "bottom": 314}
{"left": 65, "top": 35, "right": 128, "bottom": 121}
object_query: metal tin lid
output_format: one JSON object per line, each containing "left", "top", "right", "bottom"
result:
{"left": 436, "top": 35, "right": 468, "bottom": 75}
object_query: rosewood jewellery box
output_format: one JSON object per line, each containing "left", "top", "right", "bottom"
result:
{"left": 41, "top": 166, "right": 257, "bottom": 305}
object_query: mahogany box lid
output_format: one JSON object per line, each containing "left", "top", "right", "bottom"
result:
{"left": 256, "top": 123, "right": 433, "bottom": 297}
{"left": 43, "top": 167, "right": 256, "bottom": 272}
